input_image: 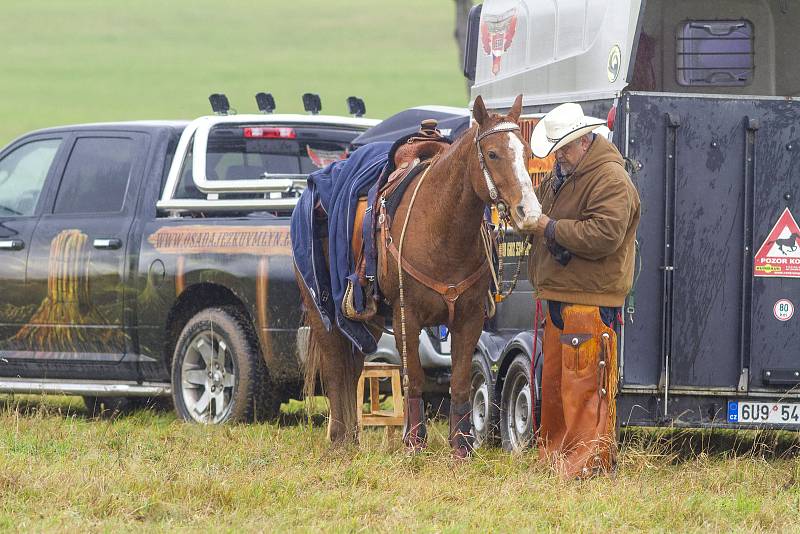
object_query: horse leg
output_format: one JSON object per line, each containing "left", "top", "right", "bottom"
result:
{"left": 393, "top": 307, "right": 427, "bottom": 451}
{"left": 321, "top": 332, "right": 364, "bottom": 443}
{"left": 297, "top": 271, "right": 363, "bottom": 444}
{"left": 448, "top": 308, "right": 484, "bottom": 459}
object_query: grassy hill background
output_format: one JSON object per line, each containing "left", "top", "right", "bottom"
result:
{"left": 0, "top": 0, "right": 468, "bottom": 145}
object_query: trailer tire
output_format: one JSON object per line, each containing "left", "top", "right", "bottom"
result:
{"left": 171, "top": 306, "right": 281, "bottom": 424}
{"left": 500, "top": 354, "right": 534, "bottom": 452}
{"left": 470, "top": 355, "right": 499, "bottom": 448}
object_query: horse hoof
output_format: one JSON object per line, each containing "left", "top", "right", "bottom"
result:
{"left": 404, "top": 443, "right": 426, "bottom": 454}
{"left": 403, "top": 435, "right": 427, "bottom": 454}
{"left": 451, "top": 447, "right": 471, "bottom": 461}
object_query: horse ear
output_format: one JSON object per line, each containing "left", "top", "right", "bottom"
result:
{"left": 508, "top": 94, "right": 523, "bottom": 122}
{"left": 473, "top": 95, "right": 489, "bottom": 126}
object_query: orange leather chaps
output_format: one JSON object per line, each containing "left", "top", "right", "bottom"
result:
{"left": 538, "top": 304, "right": 618, "bottom": 479}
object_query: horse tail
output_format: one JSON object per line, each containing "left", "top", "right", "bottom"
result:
{"left": 301, "top": 309, "right": 322, "bottom": 402}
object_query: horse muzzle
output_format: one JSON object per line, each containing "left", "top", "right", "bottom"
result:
{"left": 512, "top": 203, "right": 541, "bottom": 233}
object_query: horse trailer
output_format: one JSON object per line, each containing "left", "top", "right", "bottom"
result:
{"left": 465, "top": 0, "right": 800, "bottom": 449}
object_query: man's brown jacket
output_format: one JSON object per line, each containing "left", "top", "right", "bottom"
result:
{"left": 529, "top": 135, "right": 641, "bottom": 307}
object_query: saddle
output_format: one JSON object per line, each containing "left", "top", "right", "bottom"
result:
{"left": 342, "top": 120, "right": 451, "bottom": 321}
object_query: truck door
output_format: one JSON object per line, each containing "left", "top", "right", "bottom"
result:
{"left": 22, "top": 132, "right": 148, "bottom": 369}
{"left": 0, "top": 135, "right": 66, "bottom": 353}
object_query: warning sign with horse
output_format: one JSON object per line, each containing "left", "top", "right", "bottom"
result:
{"left": 753, "top": 208, "right": 800, "bottom": 278}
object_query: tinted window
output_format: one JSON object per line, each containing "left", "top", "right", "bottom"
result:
{"left": 677, "top": 20, "right": 754, "bottom": 87}
{"left": 54, "top": 137, "right": 135, "bottom": 214}
{"left": 0, "top": 138, "right": 62, "bottom": 217}
{"left": 174, "top": 125, "right": 351, "bottom": 200}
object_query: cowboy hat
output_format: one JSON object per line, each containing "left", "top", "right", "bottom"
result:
{"left": 530, "top": 102, "right": 606, "bottom": 158}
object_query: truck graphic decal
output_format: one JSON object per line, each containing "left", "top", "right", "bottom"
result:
{"left": 147, "top": 226, "right": 292, "bottom": 256}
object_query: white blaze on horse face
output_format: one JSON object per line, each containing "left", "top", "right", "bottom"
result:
{"left": 507, "top": 133, "right": 542, "bottom": 230}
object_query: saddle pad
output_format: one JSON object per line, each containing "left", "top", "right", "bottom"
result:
{"left": 383, "top": 162, "right": 428, "bottom": 221}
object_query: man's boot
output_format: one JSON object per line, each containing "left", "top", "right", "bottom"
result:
{"left": 449, "top": 401, "right": 473, "bottom": 460}
{"left": 403, "top": 396, "right": 427, "bottom": 452}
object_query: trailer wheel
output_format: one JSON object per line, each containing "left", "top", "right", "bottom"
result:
{"left": 171, "top": 306, "right": 281, "bottom": 424}
{"left": 500, "top": 354, "right": 534, "bottom": 452}
{"left": 470, "top": 355, "right": 499, "bottom": 448}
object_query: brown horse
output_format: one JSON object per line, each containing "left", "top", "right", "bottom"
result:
{"left": 298, "top": 95, "right": 540, "bottom": 458}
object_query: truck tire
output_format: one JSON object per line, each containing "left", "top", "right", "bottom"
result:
{"left": 171, "top": 306, "right": 281, "bottom": 424}
{"left": 470, "top": 355, "right": 499, "bottom": 448}
{"left": 500, "top": 354, "right": 534, "bottom": 452}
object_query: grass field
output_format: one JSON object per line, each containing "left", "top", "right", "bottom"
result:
{"left": 1, "top": 396, "right": 799, "bottom": 532}
{"left": 0, "top": 0, "right": 467, "bottom": 145}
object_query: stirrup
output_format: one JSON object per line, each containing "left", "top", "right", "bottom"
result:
{"left": 342, "top": 280, "right": 377, "bottom": 321}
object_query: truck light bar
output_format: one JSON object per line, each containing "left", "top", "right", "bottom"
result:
{"left": 209, "top": 93, "right": 231, "bottom": 115}
{"left": 256, "top": 92, "right": 276, "bottom": 113}
{"left": 244, "top": 126, "right": 296, "bottom": 139}
{"left": 347, "top": 96, "right": 366, "bottom": 117}
{"left": 303, "top": 93, "right": 322, "bottom": 115}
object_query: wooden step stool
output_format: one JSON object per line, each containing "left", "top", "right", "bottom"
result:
{"left": 356, "top": 362, "right": 404, "bottom": 441}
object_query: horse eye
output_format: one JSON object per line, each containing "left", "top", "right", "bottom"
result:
{"left": 487, "top": 151, "right": 498, "bottom": 160}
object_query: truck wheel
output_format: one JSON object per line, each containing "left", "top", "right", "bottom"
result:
{"left": 500, "top": 354, "right": 534, "bottom": 452}
{"left": 470, "top": 355, "right": 498, "bottom": 448}
{"left": 171, "top": 306, "right": 280, "bottom": 424}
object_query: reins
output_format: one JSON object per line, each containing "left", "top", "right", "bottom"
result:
{"left": 480, "top": 219, "right": 530, "bottom": 304}
{"left": 396, "top": 161, "right": 434, "bottom": 392}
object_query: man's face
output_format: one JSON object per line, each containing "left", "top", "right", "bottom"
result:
{"left": 555, "top": 135, "right": 590, "bottom": 174}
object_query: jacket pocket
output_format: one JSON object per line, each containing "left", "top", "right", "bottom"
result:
{"left": 559, "top": 333, "right": 595, "bottom": 374}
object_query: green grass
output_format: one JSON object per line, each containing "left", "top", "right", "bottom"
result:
{"left": 0, "top": 0, "right": 468, "bottom": 145}
{"left": 1, "top": 395, "right": 800, "bottom": 532}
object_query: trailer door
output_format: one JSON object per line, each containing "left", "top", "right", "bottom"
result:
{"left": 622, "top": 92, "right": 800, "bottom": 400}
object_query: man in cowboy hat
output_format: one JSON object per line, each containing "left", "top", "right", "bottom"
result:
{"left": 528, "top": 102, "right": 640, "bottom": 479}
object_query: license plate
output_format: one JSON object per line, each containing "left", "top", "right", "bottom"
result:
{"left": 728, "top": 400, "right": 800, "bottom": 425}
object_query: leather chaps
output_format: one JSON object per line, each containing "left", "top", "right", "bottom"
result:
{"left": 538, "top": 304, "right": 618, "bottom": 479}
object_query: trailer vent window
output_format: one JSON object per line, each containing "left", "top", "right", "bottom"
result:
{"left": 677, "top": 20, "right": 754, "bottom": 87}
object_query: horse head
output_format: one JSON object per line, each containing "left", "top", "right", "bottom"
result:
{"left": 470, "top": 94, "right": 541, "bottom": 232}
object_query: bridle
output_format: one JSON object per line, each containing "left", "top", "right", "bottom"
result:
{"left": 474, "top": 120, "right": 532, "bottom": 305}
{"left": 474, "top": 121, "right": 522, "bottom": 222}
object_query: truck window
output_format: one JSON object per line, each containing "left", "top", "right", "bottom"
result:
{"left": 53, "top": 137, "right": 135, "bottom": 214}
{"left": 677, "top": 20, "right": 754, "bottom": 87}
{"left": 0, "top": 138, "right": 62, "bottom": 217}
{"left": 174, "top": 125, "right": 349, "bottom": 200}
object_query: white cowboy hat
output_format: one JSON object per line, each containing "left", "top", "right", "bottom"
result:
{"left": 530, "top": 102, "right": 606, "bottom": 158}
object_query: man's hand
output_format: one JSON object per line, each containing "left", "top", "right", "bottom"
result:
{"left": 531, "top": 214, "right": 551, "bottom": 237}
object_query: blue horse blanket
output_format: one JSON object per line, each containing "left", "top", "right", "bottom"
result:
{"left": 290, "top": 142, "right": 391, "bottom": 354}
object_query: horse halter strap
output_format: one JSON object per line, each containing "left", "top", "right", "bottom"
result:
{"left": 474, "top": 121, "right": 522, "bottom": 220}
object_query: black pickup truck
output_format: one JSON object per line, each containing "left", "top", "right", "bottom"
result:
{"left": 0, "top": 110, "right": 386, "bottom": 423}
